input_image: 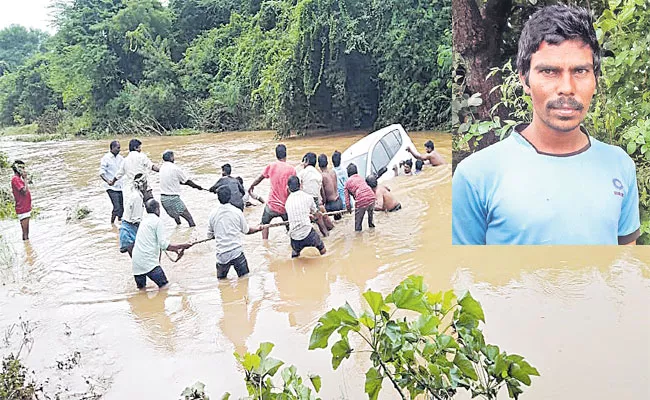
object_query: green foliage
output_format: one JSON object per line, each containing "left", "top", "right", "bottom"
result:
{"left": 309, "top": 275, "right": 539, "bottom": 399}
{"left": 0, "top": 354, "right": 37, "bottom": 400}
{"left": 0, "top": 25, "right": 49, "bottom": 74}
{"left": 181, "top": 381, "right": 210, "bottom": 400}
{"left": 224, "top": 342, "right": 321, "bottom": 400}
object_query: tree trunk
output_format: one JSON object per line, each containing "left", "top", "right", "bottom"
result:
{"left": 452, "top": 0, "right": 512, "bottom": 151}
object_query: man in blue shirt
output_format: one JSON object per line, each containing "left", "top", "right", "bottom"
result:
{"left": 452, "top": 5, "right": 640, "bottom": 245}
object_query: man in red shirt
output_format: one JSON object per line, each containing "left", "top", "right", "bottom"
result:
{"left": 248, "top": 144, "right": 296, "bottom": 240}
{"left": 344, "top": 163, "right": 376, "bottom": 232}
{"left": 11, "top": 160, "right": 32, "bottom": 240}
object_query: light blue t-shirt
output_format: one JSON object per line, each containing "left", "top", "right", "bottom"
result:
{"left": 452, "top": 126, "right": 640, "bottom": 245}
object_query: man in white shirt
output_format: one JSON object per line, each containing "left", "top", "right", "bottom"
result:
{"left": 159, "top": 150, "right": 203, "bottom": 227}
{"left": 119, "top": 173, "right": 148, "bottom": 257}
{"left": 207, "top": 186, "right": 262, "bottom": 279}
{"left": 285, "top": 175, "right": 327, "bottom": 258}
{"left": 112, "top": 139, "right": 159, "bottom": 215}
{"left": 99, "top": 140, "right": 124, "bottom": 224}
{"left": 297, "top": 152, "right": 333, "bottom": 236}
{"left": 131, "top": 199, "right": 191, "bottom": 289}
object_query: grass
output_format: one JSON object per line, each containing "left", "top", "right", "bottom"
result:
{"left": 0, "top": 124, "right": 38, "bottom": 136}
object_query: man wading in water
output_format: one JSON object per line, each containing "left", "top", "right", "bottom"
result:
{"left": 99, "top": 140, "right": 124, "bottom": 224}
{"left": 319, "top": 154, "right": 344, "bottom": 221}
{"left": 131, "top": 199, "right": 191, "bottom": 290}
{"left": 209, "top": 163, "right": 246, "bottom": 211}
{"left": 207, "top": 186, "right": 263, "bottom": 279}
{"left": 119, "top": 173, "right": 149, "bottom": 257}
{"left": 159, "top": 150, "right": 203, "bottom": 227}
{"left": 248, "top": 144, "right": 295, "bottom": 240}
{"left": 11, "top": 160, "right": 31, "bottom": 240}
{"left": 407, "top": 140, "right": 446, "bottom": 166}
{"left": 297, "top": 152, "right": 333, "bottom": 236}
{"left": 285, "top": 175, "right": 327, "bottom": 258}
{"left": 344, "top": 163, "right": 376, "bottom": 232}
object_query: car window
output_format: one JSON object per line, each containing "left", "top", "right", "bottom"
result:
{"left": 380, "top": 129, "right": 401, "bottom": 159}
{"left": 371, "top": 142, "right": 391, "bottom": 175}
{"left": 344, "top": 153, "right": 368, "bottom": 179}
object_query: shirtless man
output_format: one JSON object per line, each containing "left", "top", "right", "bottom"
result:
{"left": 407, "top": 140, "right": 446, "bottom": 166}
{"left": 318, "top": 154, "right": 344, "bottom": 220}
{"left": 366, "top": 175, "right": 401, "bottom": 212}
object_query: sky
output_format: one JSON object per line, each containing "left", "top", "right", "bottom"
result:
{"left": 0, "top": 0, "right": 58, "bottom": 33}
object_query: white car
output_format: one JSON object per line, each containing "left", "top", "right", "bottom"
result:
{"left": 341, "top": 124, "right": 416, "bottom": 182}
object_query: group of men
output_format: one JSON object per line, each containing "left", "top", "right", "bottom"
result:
{"left": 97, "top": 138, "right": 441, "bottom": 290}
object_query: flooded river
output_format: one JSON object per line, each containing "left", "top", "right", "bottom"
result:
{"left": 0, "top": 131, "right": 648, "bottom": 399}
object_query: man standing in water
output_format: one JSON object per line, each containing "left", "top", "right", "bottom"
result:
{"left": 318, "top": 154, "right": 344, "bottom": 220}
{"left": 344, "top": 163, "right": 376, "bottom": 232}
{"left": 159, "top": 150, "right": 203, "bottom": 227}
{"left": 297, "top": 152, "right": 333, "bottom": 235}
{"left": 11, "top": 160, "right": 31, "bottom": 240}
{"left": 452, "top": 5, "right": 640, "bottom": 245}
{"left": 131, "top": 199, "right": 191, "bottom": 290}
{"left": 119, "top": 173, "right": 149, "bottom": 257}
{"left": 207, "top": 186, "right": 263, "bottom": 279}
{"left": 209, "top": 163, "right": 246, "bottom": 211}
{"left": 366, "top": 175, "right": 401, "bottom": 212}
{"left": 285, "top": 176, "right": 326, "bottom": 258}
{"left": 248, "top": 144, "right": 295, "bottom": 240}
{"left": 332, "top": 151, "right": 348, "bottom": 209}
{"left": 407, "top": 140, "right": 446, "bottom": 166}
{"left": 99, "top": 141, "right": 124, "bottom": 224}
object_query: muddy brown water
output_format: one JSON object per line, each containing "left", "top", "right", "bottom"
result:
{"left": 0, "top": 131, "right": 648, "bottom": 399}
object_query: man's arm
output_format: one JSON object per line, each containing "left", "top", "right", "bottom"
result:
{"left": 406, "top": 147, "right": 426, "bottom": 161}
{"left": 182, "top": 179, "right": 203, "bottom": 190}
{"left": 429, "top": 152, "right": 446, "bottom": 166}
{"left": 618, "top": 158, "right": 641, "bottom": 245}
{"left": 248, "top": 174, "right": 265, "bottom": 194}
{"left": 246, "top": 225, "right": 264, "bottom": 234}
{"left": 451, "top": 167, "right": 487, "bottom": 245}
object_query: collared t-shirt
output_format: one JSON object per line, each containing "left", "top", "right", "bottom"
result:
{"left": 159, "top": 161, "right": 188, "bottom": 195}
{"left": 285, "top": 190, "right": 317, "bottom": 241}
{"left": 344, "top": 174, "right": 375, "bottom": 209}
{"left": 262, "top": 161, "right": 296, "bottom": 214}
{"left": 297, "top": 165, "right": 323, "bottom": 201}
{"left": 11, "top": 175, "right": 31, "bottom": 214}
{"left": 131, "top": 213, "right": 170, "bottom": 275}
{"left": 115, "top": 151, "right": 153, "bottom": 188}
{"left": 207, "top": 203, "right": 249, "bottom": 263}
{"left": 99, "top": 152, "right": 124, "bottom": 191}
{"left": 211, "top": 176, "right": 245, "bottom": 210}
{"left": 452, "top": 125, "right": 641, "bottom": 245}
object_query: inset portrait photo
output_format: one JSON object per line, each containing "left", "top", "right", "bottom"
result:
{"left": 451, "top": 1, "right": 648, "bottom": 245}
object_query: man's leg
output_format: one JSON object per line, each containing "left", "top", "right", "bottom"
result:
{"left": 310, "top": 229, "right": 327, "bottom": 256}
{"left": 232, "top": 253, "right": 250, "bottom": 277}
{"left": 354, "top": 206, "right": 365, "bottom": 232}
{"left": 261, "top": 205, "right": 273, "bottom": 240}
{"left": 216, "top": 262, "right": 231, "bottom": 279}
{"left": 179, "top": 209, "right": 196, "bottom": 227}
{"left": 147, "top": 266, "right": 169, "bottom": 288}
{"left": 116, "top": 191, "right": 124, "bottom": 220}
{"left": 368, "top": 204, "right": 375, "bottom": 228}
{"left": 291, "top": 238, "right": 302, "bottom": 258}
{"left": 134, "top": 274, "right": 147, "bottom": 289}
{"left": 20, "top": 217, "right": 29, "bottom": 240}
{"left": 107, "top": 190, "right": 118, "bottom": 224}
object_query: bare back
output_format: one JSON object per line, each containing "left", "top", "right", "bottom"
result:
{"left": 321, "top": 169, "right": 339, "bottom": 202}
{"left": 426, "top": 151, "right": 446, "bottom": 166}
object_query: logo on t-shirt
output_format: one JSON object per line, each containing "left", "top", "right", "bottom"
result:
{"left": 613, "top": 178, "right": 624, "bottom": 197}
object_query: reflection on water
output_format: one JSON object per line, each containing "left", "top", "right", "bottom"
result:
{"left": 0, "top": 130, "right": 648, "bottom": 399}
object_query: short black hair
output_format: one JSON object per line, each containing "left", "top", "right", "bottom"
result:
{"left": 404, "top": 159, "right": 413, "bottom": 168}
{"left": 222, "top": 163, "right": 232, "bottom": 176}
{"left": 162, "top": 150, "right": 174, "bottom": 162}
{"left": 366, "top": 175, "right": 378, "bottom": 189}
{"left": 415, "top": 160, "right": 424, "bottom": 171}
{"left": 110, "top": 140, "right": 119, "bottom": 150}
{"left": 332, "top": 151, "right": 342, "bottom": 167}
{"left": 129, "top": 139, "right": 142, "bottom": 152}
{"left": 145, "top": 199, "right": 159, "bottom": 214}
{"left": 305, "top": 152, "right": 317, "bottom": 167}
{"left": 236, "top": 176, "right": 243, "bottom": 185}
{"left": 276, "top": 144, "right": 287, "bottom": 160}
{"left": 11, "top": 160, "right": 25, "bottom": 175}
{"left": 425, "top": 140, "right": 434, "bottom": 150}
{"left": 347, "top": 163, "right": 357, "bottom": 177}
{"left": 217, "top": 186, "right": 231, "bottom": 204}
{"left": 287, "top": 175, "right": 300, "bottom": 192}
{"left": 318, "top": 154, "right": 328, "bottom": 168}
{"left": 517, "top": 5, "right": 600, "bottom": 82}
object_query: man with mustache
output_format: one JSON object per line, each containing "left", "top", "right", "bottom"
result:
{"left": 452, "top": 5, "right": 640, "bottom": 245}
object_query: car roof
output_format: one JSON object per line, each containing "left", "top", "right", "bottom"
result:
{"left": 342, "top": 124, "right": 405, "bottom": 159}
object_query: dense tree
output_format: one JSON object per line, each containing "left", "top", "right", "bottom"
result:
{"left": 0, "top": 25, "right": 49, "bottom": 74}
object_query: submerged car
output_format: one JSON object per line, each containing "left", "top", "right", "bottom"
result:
{"left": 341, "top": 124, "right": 416, "bottom": 182}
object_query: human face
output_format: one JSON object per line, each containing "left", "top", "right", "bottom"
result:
{"left": 521, "top": 39, "right": 596, "bottom": 134}
{"left": 425, "top": 146, "right": 433, "bottom": 154}
{"left": 404, "top": 164, "right": 412, "bottom": 174}
{"left": 111, "top": 143, "right": 121, "bottom": 156}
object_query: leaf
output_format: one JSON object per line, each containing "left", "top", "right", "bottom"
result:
{"left": 627, "top": 141, "right": 637, "bottom": 154}
{"left": 309, "top": 309, "right": 341, "bottom": 349}
{"left": 261, "top": 356, "right": 284, "bottom": 377}
{"left": 459, "top": 292, "right": 485, "bottom": 322}
{"left": 309, "top": 375, "right": 322, "bottom": 392}
{"left": 384, "top": 321, "right": 401, "bottom": 343}
{"left": 242, "top": 353, "right": 261, "bottom": 371}
{"left": 331, "top": 338, "right": 352, "bottom": 369}
{"left": 365, "top": 367, "right": 383, "bottom": 400}
{"left": 437, "top": 334, "right": 459, "bottom": 349}
{"left": 467, "top": 93, "right": 483, "bottom": 107}
{"left": 258, "top": 342, "right": 274, "bottom": 359}
{"left": 484, "top": 344, "right": 499, "bottom": 362}
{"left": 442, "top": 290, "right": 456, "bottom": 314}
{"left": 391, "top": 286, "right": 428, "bottom": 313}
{"left": 415, "top": 314, "right": 440, "bottom": 336}
{"left": 453, "top": 352, "right": 478, "bottom": 380}
{"left": 221, "top": 393, "right": 231, "bottom": 400}
{"left": 338, "top": 303, "right": 359, "bottom": 326}
{"left": 359, "top": 312, "right": 376, "bottom": 329}
{"left": 363, "top": 290, "right": 385, "bottom": 315}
